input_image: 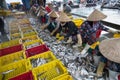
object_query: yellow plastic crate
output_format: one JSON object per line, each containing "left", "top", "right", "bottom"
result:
{"left": 19, "top": 24, "right": 30, "bottom": 28}
{"left": 0, "top": 10, "right": 11, "bottom": 16}
{"left": 21, "top": 35, "right": 39, "bottom": 43}
{"left": 113, "top": 33, "right": 120, "bottom": 38}
{"left": 28, "top": 51, "right": 56, "bottom": 68}
{"left": 53, "top": 74, "right": 73, "bottom": 80}
{"left": 22, "top": 28, "right": 34, "bottom": 34}
{"left": 10, "top": 33, "right": 21, "bottom": 40}
{"left": 0, "top": 39, "right": 21, "bottom": 49}
{"left": 21, "top": 26, "right": 33, "bottom": 32}
{"left": 9, "top": 24, "right": 19, "bottom": 28}
{"left": 0, "top": 51, "right": 26, "bottom": 67}
{"left": 23, "top": 39, "right": 44, "bottom": 50}
{"left": 72, "top": 18, "right": 84, "bottom": 28}
{"left": 10, "top": 29, "right": 19, "bottom": 34}
{"left": 0, "top": 60, "right": 31, "bottom": 80}
{"left": 23, "top": 31, "right": 37, "bottom": 38}
{"left": 18, "top": 19, "right": 30, "bottom": 24}
{"left": 32, "top": 60, "right": 68, "bottom": 80}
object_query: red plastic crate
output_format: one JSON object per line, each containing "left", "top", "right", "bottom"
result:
{"left": 9, "top": 71, "right": 33, "bottom": 80}
{"left": 0, "top": 44, "right": 23, "bottom": 57}
{"left": 25, "top": 44, "right": 50, "bottom": 58}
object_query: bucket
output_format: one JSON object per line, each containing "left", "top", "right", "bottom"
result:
{"left": 108, "top": 69, "right": 119, "bottom": 80}
{"left": 93, "top": 55, "right": 101, "bottom": 66}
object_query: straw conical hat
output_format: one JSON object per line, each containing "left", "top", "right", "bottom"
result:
{"left": 57, "top": 12, "right": 71, "bottom": 22}
{"left": 49, "top": 10, "right": 59, "bottom": 18}
{"left": 99, "top": 38, "right": 120, "bottom": 63}
{"left": 37, "top": 10, "right": 46, "bottom": 16}
{"left": 87, "top": 9, "right": 107, "bottom": 21}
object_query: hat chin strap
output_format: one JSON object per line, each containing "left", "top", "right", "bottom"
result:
{"left": 60, "top": 22, "right": 66, "bottom": 26}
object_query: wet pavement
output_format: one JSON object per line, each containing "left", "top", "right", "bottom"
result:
{"left": 71, "top": 4, "right": 120, "bottom": 28}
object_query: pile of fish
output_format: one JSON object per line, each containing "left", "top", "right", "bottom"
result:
{"left": 29, "top": 18, "right": 105, "bottom": 80}
{"left": 30, "top": 57, "right": 52, "bottom": 68}
{"left": 26, "top": 42, "right": 40, "bottom": 49}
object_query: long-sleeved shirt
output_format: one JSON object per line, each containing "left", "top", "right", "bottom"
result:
{"left": 78, "top": 21, "right": 109, "bottom": 45}
{"left": 57, "top": 21, "right": 78, "bottom": 38}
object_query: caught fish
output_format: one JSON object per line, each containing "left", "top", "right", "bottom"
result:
{"left": 1, "top": 68, "right": 16, "bottom": 80}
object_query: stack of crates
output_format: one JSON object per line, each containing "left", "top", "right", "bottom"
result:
{"left": 0, "top": 16, "right": 73, "bottom": 80}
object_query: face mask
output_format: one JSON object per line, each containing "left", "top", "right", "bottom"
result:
{"left": 60, "top": 22, "right": 66, "bottom": 26}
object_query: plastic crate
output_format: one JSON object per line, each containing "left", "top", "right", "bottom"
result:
{"left": 0, "top": 44, "right": 23, "bottom": 57}
{"left": 53, "top": 74, "right": 73, "bottom": 80}
{"left": 23, "top": 39, "right": 44, "bottom": 50}
{"left": 0, "top": 60, "right": 31, "bottom": 80}
{"left": 28, "top": 51, "right": 56, "bottom": 68}
{"left": 10, "top": 29, "right": 19, "bottom": 34}
{"left": 21, "top": 26, "right": 33, "bottom": 32}
{"left": 0, "top": 51, "right": 26, "bottom": 67}
{"left": 18, "top": 19, "right": 30, "bottom": 25}
{"left": 25, "top": 44, "right": 50, "bottom": 58}
{"left": 9, "top": 71, "right": 34, "bottom": 80}
{"left": 21, "top": 35, "right": 39, "bottom": 43}
{"left": 113, "top": 33, "right": 120, "bottom": 38}
{"left": 32, "top": 60, "right": 68, "bottom": 80}
{"left": 0, "top": 39, "right": 21, "bottom": 49}
{"left": 22, "top": 31, "right": 37, "bottom": 38}
{"left": 0, "top": 10, "right": 11, "bottom": 16}
{"left": 72, "top": 18, "right": 84, "bottom": 28}
{"left": 10, "top": 33, "right": 21, "bottom": 40}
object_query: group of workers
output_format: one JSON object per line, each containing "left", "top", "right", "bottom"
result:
{"left": 31, "top": 2, "right": 120, "bottom": 78}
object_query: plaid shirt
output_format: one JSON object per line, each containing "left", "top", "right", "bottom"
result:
{"left": 78, "top": 21, "right": 109, "bottom": 45}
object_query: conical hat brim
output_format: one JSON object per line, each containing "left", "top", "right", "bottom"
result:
{"left": 57, "top": 12, "right": 71, "bottom": 22}
{"left": 40, "top": 10, "right": 46, "bottom": 16}
{"left": 49, "top": 10, "right": 59, "bottom": 18}
{"left": 87, "top": 9, "right": 107, "bottom": 21}
{"left": 99, "top": 38, "right": 120, "bottom": 63}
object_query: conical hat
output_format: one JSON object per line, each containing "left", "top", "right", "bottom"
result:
{"left": 87, "top": 9, "right": 107, "bottom": 21}
{"left": 37, "top": 10, "right": 46, "bottom": 16}
{"left": 99, "top": 38, "right": 120, "bottom": 63}
{"left": 57, "top": 12, "right": 71, "bottom": 22}
{"left": 49, "top": 10, "right": 59, "bottom": 18}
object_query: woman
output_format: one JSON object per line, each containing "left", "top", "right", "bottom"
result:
{"left": 45, "top": 3, "right": 53, "bottom": 13}
{"left": 98, "top": 38, "right": 120, "bottom": 79}
{"left": 79, "top": 9, "right": 119, "bottom": 54}
{"left": 37, "top": 10, "right": 48, "bottom": 24}
{"left": 41, "top": 10, "right": 59, "bottom": 36}
{"left": 53, "top": 12, "right": 82, "bottom": 46}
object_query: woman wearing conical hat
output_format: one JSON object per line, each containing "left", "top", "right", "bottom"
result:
{"left": 79, "top": 9, "right": 120, "bottom": 54}
{"left": 41, "top": 10, "right": 59, "bottom": 36}
{"left": 45, "top": 3, "right": 53, "bottom": 13}
{"left": 37, "top": 10, "right": 48, "bottom": 24}
{"left": 51, "top": 12, "right": 82, "bottom": 47}
{"left": 97, "top": 38, "right": 120, "bottom": 79}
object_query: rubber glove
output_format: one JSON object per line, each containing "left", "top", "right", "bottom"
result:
{"left": 77, "top": 34, "right": 82, "bottom": 46}
{"left": 81, "top": 43, "right": 90, "bottom": 55}
{"left": 66, "top": 37, "right": 72, "bottom": 43}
